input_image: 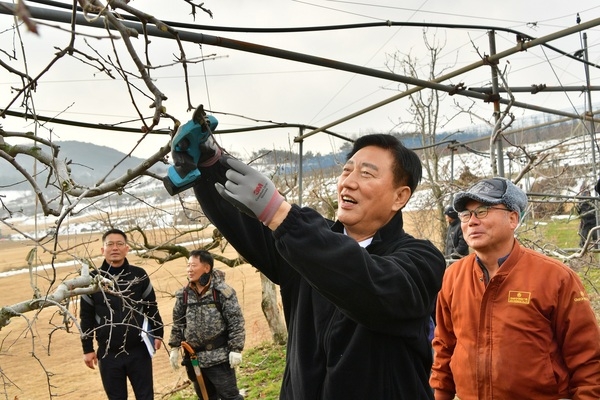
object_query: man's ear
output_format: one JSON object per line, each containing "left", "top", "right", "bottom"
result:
{"left": 509, "top": 210, "right": 521, "bottom": 229}
{"left": 392, "top": 186, "right": 412, "bottom": 212}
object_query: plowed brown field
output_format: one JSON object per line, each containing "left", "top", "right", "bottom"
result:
{"left": 0, "top": 235, "right": 272, "bottom": 400}
{"left": 0, "top": 213, "right": 428, "bottom": 400}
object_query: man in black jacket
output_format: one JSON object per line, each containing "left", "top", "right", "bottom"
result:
{"left": 187, "top": 132, "right": 445, "bottom": 399}
{"left": 80, "top": 228, "right": 164, "bottom": 400}
{"left": 575, "top": 190, "right": 598, "bottom": 248}
{"left": 444, "top": 206, "right": 469, "bottom": 259}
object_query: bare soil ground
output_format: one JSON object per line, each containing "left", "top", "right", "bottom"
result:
{"left": 0, "top": 235, "right": 272, "bottom": 400}
{"left": 0, "top": 213, "right": 429, "bottom": 400}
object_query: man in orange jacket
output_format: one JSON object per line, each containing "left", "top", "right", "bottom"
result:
{"left": 430, "top": 177, "right": 600, "bottom": 400}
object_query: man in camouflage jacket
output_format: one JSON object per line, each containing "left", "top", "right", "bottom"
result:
{"left": 168, "top": 250, "right": 245, "bottom": 400}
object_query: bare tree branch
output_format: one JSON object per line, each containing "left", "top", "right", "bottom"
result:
{"left": 0, "top": 261, "right": 109, "bottom": 330}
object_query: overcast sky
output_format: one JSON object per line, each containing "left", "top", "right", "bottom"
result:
{"left": 1, "top": 0, "right": 600, "bottom": 159}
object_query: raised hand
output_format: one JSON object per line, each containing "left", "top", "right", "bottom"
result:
{"left": 215, "top": 156, "right": 284, "bottom": 225}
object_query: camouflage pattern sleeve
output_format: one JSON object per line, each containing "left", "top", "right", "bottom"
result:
{"left": 220, "top": 284, "right": 246, "bottom": 353}
{"left": 168, "top": 288, "right": 186, "bottom": 348}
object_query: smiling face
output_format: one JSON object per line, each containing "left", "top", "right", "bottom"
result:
{"left": 461, "top": 199, "right": 519, "bottom": 257}
{"left": 101, "top": 233, "right": 129, "bottom": 267}
{"left": 186, "top": 255, "right": 211, "bottom": 284}
{"left": 337, "top": 145, "right": 411, "bottom": 242}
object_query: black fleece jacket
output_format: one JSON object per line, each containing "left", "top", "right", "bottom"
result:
{"left": 194, "top": 161, "right": 445, "bottom": 400}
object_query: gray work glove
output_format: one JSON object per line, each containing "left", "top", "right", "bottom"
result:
{"left": 229, "top": 351, "right": 242, "bottom": 368}
{"left": 215, "top": 156, "right": 285, "bottom": 225}
{"left": 169, "top": 347, "right": 181, "bottom": 371}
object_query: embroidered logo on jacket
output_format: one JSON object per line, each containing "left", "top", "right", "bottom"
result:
{"left": 574, "top": 291, "right": 590, "bottom": 302}
{"left": 507, "top": 291, "right": 531, "bottom": 305}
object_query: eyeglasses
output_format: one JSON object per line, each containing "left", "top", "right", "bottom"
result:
{"left": 104, "top": 241, "right": 127, "bottom": 248}
{"left": 457, "top": 205, "right": 513, "bottom": 222}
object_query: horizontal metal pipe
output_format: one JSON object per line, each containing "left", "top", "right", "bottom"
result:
{"left": 2, "top": 2, "right": 600, "bottom": 138}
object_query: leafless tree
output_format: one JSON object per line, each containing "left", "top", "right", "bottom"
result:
{"left": 0, "top": 2, "right": 291, "bottom": 397}
{"left": 385, "top": 30, "right": 467, "bottom": 248}
{"left": 1, "top": 3, "right": 599, "bottom": 398}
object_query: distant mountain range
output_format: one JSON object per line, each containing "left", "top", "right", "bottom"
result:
{"left": 0, "top": 116, "right": 578, "bottom": 191}
{"left": 0, "top": 141, "right": 168, "bottom": 189}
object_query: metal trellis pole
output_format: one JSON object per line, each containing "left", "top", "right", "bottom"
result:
{"left": 297, "top": 127, "right": 304, "bottom": 207}
{"left": 489, "top": 30, "right": 505, "bottom": 177}
{"left": 583, "top": 32, "right": 600, "bottom": 245}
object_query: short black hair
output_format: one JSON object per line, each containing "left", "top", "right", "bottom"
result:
{"left": 190, "top": 249, "right": 214, "bottom": 271}
{"left": 346, "top": 134, "right": 422, "bottom": 194}
{"left": 102, "top": 228, "right": 127, "bottom": 243}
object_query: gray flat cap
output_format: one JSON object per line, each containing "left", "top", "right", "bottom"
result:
{"left": 453, "top": 177, "right": 528, "bottom": 214}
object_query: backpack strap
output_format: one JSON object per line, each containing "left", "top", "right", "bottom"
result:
{"left": 182, "top": 284, "right": 222, "bottom": 315}
{"left": 212, "top": 287, "right": 222, "bottom": 313}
